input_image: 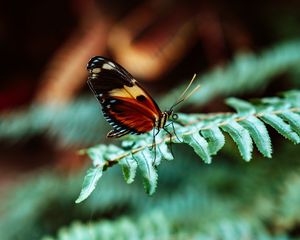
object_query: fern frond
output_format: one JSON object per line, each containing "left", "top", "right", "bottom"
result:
{"left": 274, "top": 170, "right": 300, "bottom": 231}
{"left": 42, "top": 211, "right": 172, "bottom": 240}
{"left": 76, "top": 91, "right": 300, "bottom": 202}
{"left": 221, "top": 121, "right": 253, "bottom": 161}
{"left": 0, "top": 97, "right": 108, "bottom": 147}
{"left": 43, "top": 217, "right": 279, "bottom": 240}
{"left": 160, "top": 40, "right": 300, "bottom": 109}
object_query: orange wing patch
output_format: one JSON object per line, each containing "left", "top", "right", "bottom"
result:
{"left": 108, "top": 96, "right": 158, "bottom": 134}
{"left": 108, "top": 80, "right": 161, "bottom": 118}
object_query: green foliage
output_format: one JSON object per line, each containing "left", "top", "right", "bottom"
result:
{"left": 2, "top": 143, "right": 300, "bottom": 240}
{"left": 76, "top": 91, "right": 300, "bottom": 203}
{"left": 10, "top": 143, "right": 296, "bottom": 240}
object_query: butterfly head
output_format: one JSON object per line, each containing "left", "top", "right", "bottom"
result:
{"left": 165, "top": 109, "right": 178, "bottom": 121}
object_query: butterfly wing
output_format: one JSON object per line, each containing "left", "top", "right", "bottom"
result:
{"left": 87, "top": 56, "right": 162, "bottom": 137}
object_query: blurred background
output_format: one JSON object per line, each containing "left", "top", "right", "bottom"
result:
{"left": 0, "top": 0, "right": 300, "bottom": 239}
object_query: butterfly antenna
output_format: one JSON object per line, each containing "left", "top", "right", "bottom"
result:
{"left": 176, "top": 74, "right": 197, "bottom": 103}
{"left": 180, "top": 84, "right": 201, "bottom": 103}
{"left": 170, "top": 74, "right": 200, "bottom": 110}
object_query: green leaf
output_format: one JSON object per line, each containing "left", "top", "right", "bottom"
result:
{"left": 221, "top": 121, "right": 253, "bottom": 161}
{"left": 260, "top": 113, "right": 300, "bottom": 144}
{"left": 119, "top": 156, "right": 138, "bottom": 184}
{"left": 226, "top": 98, "right": 255, "bottom": 114}
{"left": 157, "top": 142, "right": 174, "bottom": 161}
{"left": 133, "top": 149, "right": 158, "bottom": 195}
{"left": 279, "top": 111, "right": 300, "bottom": 136}
{"left": 182, "top": 133, "right": 211, "bottom": 163}
{"left": 152, "top": 144, "right": 163, "bottom": 167}
{"left": 283, "top": 90, "right": 300, "bottom": 107}
{"left": 86, "top": 144, "right": 108, "bottom": 167}
{"left": 201, "top": 126, "right": 225, "bottom": 155}
{"left": 104, "top": 144, "right": 126, "bottom": 160}
{"left": 75, "top": 167, "right": 103, "bottom": 203}
{"left": 239, "top": 116, "right": 272, "bottom": 158}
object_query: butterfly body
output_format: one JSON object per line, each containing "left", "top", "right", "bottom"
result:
{"left": 87, "top": 56, "right": 172, "bottom": 138}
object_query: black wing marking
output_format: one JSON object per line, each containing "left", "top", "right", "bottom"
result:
{"left": 107, "top": 129, "right": 131, "bottom": 138}
{"left": 87, "top": 56, "right": 134, "bottom": 95}
{"left": 101, "top": 98, "right": 141, "bottom": 137}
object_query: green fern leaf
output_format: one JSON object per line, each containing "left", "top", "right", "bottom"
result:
{"left": 201, "top": 126, "right": 225, "bottom": 155}
{"left": 75, "top": 167, "right": 103, "bottom": 203}
{"left": 182, "top": 133, "right": 212, "bottom": 163}
{"left": 133, "top": 149, "right": 158, "bottom": 195}
{"left": 76, "top": 144, "right": 127, "bottom": 202}
{"left": 283, "top": 90, "right": 300, "bottom": 107}
{"left": 260, "top": 113, "right": 300, "bottom": 144}
{"left": 279, "top": 111, "right": 300, "bottom": 136}
{"left": 157, "top": 141, "right": 174, "bottom": 161}
{"left": 86, "top": 144, "right": 108, "bottom": 167}
{"left": 226, "top": 97, "right": 255, "bottom": 114}
{"left": 225, "top": 99, "right": 272, "bottom": 157}
{"left": 221, "top": 121, "right": 253, "bottom": 161}
{"left": 225, "top": 98, "right": 273, "bottom": 157}
{"left": 119, "top": 156, "right": 137, "bottom": 184}
{"left": 239, "top": 116, "right": 272, "bottom": 158}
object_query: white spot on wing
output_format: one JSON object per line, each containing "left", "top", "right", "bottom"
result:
{"left": 92, "top": 68, "right": 101, "bottom": 73}
{"left": 102, "top": 63, "right": 114, "bottom": 70}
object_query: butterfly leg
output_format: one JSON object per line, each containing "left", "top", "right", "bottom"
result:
{"left": 164, "top": 122, "right": 182, "bottom": 143}
{"left": 171, "top": 121, "right": 182, "bottom": 143}
{"left": 162, "top": 127, "right": 176, "bottom": 158}
{"left": 150, "top": 128, "right": 162, "bottom": 166}
{"left": 150, "top": 128, "right": 158, "bottom": 150}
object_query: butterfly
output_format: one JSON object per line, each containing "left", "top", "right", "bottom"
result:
{"left": 87, "top": 56, "right": 199, "bottom": 141}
